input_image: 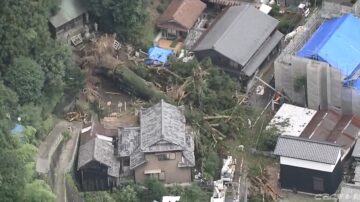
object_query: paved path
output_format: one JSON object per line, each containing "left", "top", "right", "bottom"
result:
{"left": 54, "top": 121, "right": 82, "bottom": 202}
{"left": 36, "top": 120, "right": 82, "bottom": 202}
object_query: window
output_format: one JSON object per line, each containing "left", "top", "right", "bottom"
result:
{"left": 157, "top": 153, "right": 176, "bottom": 161}
{"left": 313, "top": 177, "right": 324, "bottom": 192}
{"left": 144, "top": 169, "right": 161, "bottom": 179}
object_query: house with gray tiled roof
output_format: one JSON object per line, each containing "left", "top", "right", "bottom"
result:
{"left": 77, "top": 100, "right": 195, "bottom": 191}
{"left": 117, "top": 100, "right": 195, "bottom": 184}
{"left": 193, "top": 4, "right": 283, "bottom": 87}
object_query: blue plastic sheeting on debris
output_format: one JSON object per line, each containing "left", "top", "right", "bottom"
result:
{"left": 148, "top": 47, "right": 173, "bottom": 63}
{"left": 11, "top": 124, "right": 25, "bottom": 135}
{"left": 297, "top": 13, "right": 360, "bottom": 78}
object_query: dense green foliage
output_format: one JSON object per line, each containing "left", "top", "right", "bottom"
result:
{"left": 84, "top": 0, "right": 151, "bottom": 47}
{"left": 0, "top": 0, "right": 83, "bottom": 201}
{"left": 84, "top": 178, "right": 210, "bottom": 202}
{"left": 203, "top": 151, "right": 220, "bottom": 179}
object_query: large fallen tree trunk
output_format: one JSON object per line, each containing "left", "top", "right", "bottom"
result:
{"left": 95, "top": 65, "right": 170, "bottom": 102}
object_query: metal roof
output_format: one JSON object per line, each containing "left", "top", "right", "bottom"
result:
{"left": 274, "top": 135, "right": 341, "bottom": 164}
{"left": 49, "top": 0, "right": 87, "bottom": 28}
{"left": 194, "top": 5, "right": 279, "bottom": 69}
{"left": 268, "top": 103, "right": 317, "bottom": 137}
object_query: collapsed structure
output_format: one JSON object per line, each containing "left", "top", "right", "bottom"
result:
{"left": 77, "top": 100, "right": 195, "bottom": 191}
{"left": 271, "top": 103, "right": 360, "bottom": 194}
{"left": 274, "top": 1, "right": 360, "bottom": 115}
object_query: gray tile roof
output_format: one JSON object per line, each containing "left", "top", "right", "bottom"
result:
{"left": 242, "top": 30, "right": 283, "bottom": 76}
{"left": 352, "top": 139, "right": 360, "bottom": 158}
{"left": 194, "top": 5, "right": 279, "bottom": 68}
{"left": 118, "top": 127, "right": 140, "bottom": 157}
{"left": 119, "top": 100, "right": 195, "bottom": 169}
{"left": 140, "top": 100, "right": 186, "bottom": 149}
{"left": 130, "top": 148, "right": 146, "bottom": 170}
{"left": 77, "top": 137, "right": 120, "bottom": 177}
{"left": 49, "top": 0, "right": 87, "bottom": 28}
{"left": 274, "top": 135, "right": 341, "bottom": 164}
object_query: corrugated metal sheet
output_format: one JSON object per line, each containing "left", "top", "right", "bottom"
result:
{"left": 274, "top": 135, "right": 341, "bottom": 164}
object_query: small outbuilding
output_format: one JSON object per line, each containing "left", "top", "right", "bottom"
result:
{"left": 274, "top": 135, "right": 343, "bottom": 194}
{"left": 49, "top": 0, "right": 88, "bottom": 39}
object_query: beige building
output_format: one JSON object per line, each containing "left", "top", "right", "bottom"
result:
{"left": 77, "top": 100, "right": 195, "bottom": 191}
{"left": 117, "top": 100, "right": 195, "bottom": 184}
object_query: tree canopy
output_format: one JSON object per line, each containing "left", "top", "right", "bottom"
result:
{"left": 0, "top": 0, "right": 83, "bottom": 201}
{"left": 84, "top": 0, "right": 150, "bottom": 46}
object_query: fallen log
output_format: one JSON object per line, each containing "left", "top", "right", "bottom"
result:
{"left": 96, "top": 65, "right": 170, "bottom": 102}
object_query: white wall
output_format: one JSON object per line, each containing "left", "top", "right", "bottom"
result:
{"left": 280, "top": 151, "right": 340, "bottom": 172}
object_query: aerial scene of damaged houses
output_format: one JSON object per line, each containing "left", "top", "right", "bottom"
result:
{"left": 34, "top": 0, "right": 360, "bottom": 201}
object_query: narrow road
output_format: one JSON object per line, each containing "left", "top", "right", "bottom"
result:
{"left": 54, "top": 121, "right": 82, "bottom": 202}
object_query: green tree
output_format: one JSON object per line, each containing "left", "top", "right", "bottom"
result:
{"left": 0, "top": 149, "right": 27, "bottom": 202}
{"left": 112, "top": 185, "right": 139, "bottom": 202}
{"left": 181, "top": 184, "right": 209, "bottom": 202}
{"left": 139, "top": 178, "right": 167, "bottom": 202}
{"left": 23, "top": 180, "right": 56, "bottom": 202}
{"left": 84, "top": 0, "right": 149, "bottom": 46}
{"left": 203, "top": 150, "right": 220, "bottom": 179}
{"left": 4, "top": 57, "right": 45, "bottom": 104}
{"left": 0, "top": 83, "right": 18, "bottom": 148}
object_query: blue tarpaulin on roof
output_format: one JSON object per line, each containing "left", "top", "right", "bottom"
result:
{"left": 148, "top": 47, "right": 173, "bottom": 63}
{"left": 297, "top": 13, "right": 360, "bottom": 78}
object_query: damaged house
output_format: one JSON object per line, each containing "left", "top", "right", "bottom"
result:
{"left": 193, "top": 4, "right": 283, "bottom": 87}
{"left": 77, "top": 100, "right": 195, "bottom": 191}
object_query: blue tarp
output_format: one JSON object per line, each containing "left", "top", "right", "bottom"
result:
{"left": 297, "top": 13, "right": 360, "bottom": 78}
{"left": 148, "top": 47, "right": 173, "bottom": 63}
{"left": 11, "top": 124, "right": 25, "bottom": 135}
